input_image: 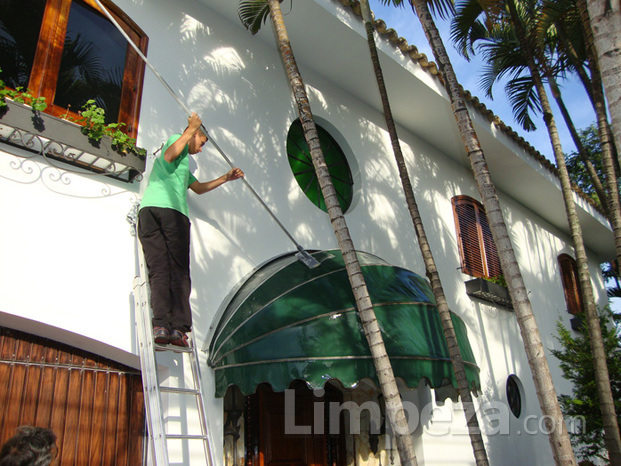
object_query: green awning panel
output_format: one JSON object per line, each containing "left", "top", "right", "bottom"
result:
{"left": 207, "top": 250, "right": 480, "bottom": 397}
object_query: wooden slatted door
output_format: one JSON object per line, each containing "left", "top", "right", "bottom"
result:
{"left": 0, "top": 327, "right": 145, "bottom": 465}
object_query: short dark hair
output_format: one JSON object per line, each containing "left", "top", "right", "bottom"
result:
{"left": 0, "top": 426, "right": 57, "bottom": 466}
{"left": 183, "top": 126, "right": 208, "bottom": 141}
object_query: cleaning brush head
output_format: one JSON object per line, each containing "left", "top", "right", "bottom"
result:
{"left": 296, "top": 249, "right": 321, "bottom": 269}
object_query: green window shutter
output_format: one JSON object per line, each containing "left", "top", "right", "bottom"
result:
{"left": 287, "top": 120, "right": 353, "bottom": 213}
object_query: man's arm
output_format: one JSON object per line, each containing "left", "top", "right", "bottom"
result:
{"left": 164, "top": 113, "right": 202, "bottom": 163}
{"left": 189, "top": 167, "right": 244, "bottom": 195}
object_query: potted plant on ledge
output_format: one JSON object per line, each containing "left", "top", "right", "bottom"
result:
{"left": 465, "top": 275, "right": 513, "bottom": 310}
{"left": 0, "top": 78, "right": 146, "bottom": 182}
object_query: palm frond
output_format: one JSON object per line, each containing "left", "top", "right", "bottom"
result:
{"left": 539, "top": 0, "right": 586, "bottom": 74}
{"left": 505, "top": 75, "right": 541, "bottom": 131}
{"left": 376, "top": 0, "right": 407, "bottom": 7}
{"left": 478, "top": 0, "right": 506, "bottom": 23}
{"left": 477, "top": 23, "right": 529, "bottom": 92}
{"left": 420, "top": 0, "right": 456, "bottom": 21}
{"left": 451, "top": 0, "right": 487, "bottom": 59}
{"left": 238, "top": 0, "right": 271, "bottom": 35}
{"left": 537, "top": 0, "right": 565, "bottom": 40}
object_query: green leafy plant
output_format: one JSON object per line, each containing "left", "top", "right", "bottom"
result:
{"left": 0, "top": 87, "right": 47, "bottom": 111}
{"left": 551, "top": 309, "right": 621, "bottom": 463}
{"left": 77, "top": 99, "right": 146, "bottom": 158}
{"left": 0, "top": 69, "right": 47, "bottom": 112}
{"left": 486, "top": 274, "right": 507, "bottom": 287}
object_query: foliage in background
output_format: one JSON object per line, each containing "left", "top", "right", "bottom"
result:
{"left": 551, "top": 310, "right": 621, "bottom": 462}
{"left": 565, "top": 123, "right": 621, "bottom": 301}
{"left": 565, "top": 124, "right": 608, "bottom": 208}
{"left": 602, "top": 262, "right": 621, "bottom": 300}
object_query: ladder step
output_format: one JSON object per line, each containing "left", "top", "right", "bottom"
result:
{"left": 155, "top": 344, "right": 193, "bottom": 354}
{"left": 165, "top": 434, "right": 209, "bottom": 441}
{"left": 159, "top": 386, "right": 200, "bottom": 395}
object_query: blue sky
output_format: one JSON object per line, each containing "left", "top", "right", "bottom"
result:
{"left": 367, "top": 1, "right": 595, "bottom": 163}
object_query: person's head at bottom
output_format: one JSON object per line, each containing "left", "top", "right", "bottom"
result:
{"left": 0, "top": 426, "right": 58, "bottom": 466}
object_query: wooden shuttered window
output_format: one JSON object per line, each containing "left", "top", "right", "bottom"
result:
{"left": 452, "top": 196, "right": 503, "bottom": 279}
{"left": 558, "top": 254, "right": 584, "bottom": 315}
{"left": 0, "top": 327, "right": 145, "bottom": 465}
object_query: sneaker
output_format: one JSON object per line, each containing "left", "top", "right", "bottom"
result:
{"left": 153, "top": 326, "right": 170, "bottom": 345}
{"left": 169, "top": 329, "right": 190, "bottom": 348}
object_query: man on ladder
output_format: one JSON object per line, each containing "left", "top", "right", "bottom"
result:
{"left": 138, "top": 113, "right": 244, "bottom": 347}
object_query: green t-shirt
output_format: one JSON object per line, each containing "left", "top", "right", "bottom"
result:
{"left": 139, "top": 134, "right": 198, "bottom": 217}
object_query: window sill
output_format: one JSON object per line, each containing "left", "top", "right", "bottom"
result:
{"left": 465, "top": 278, "right": 513, "bottom": 310}
{"left": 0, "top": 100, "right": 145, "bottom": 182}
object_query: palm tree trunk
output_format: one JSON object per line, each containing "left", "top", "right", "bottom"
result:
{"left": 547, "top": 74, "right": 610, "bottom": 218}
{"left": 505, "top": 1, "right": 621, "bottom": 463}
{"left": 358, "top": 1, "right": 489, "bottom": 464}
{"left": 585, "top": 0, "right": 621, "bottom": 168}
{"left": 555, "top": 16, "right": 620, "bottom": 178}
{"left": 266, "top": 1, "right": 418, "bottom": 464}
{"left": 555, "top": 24, "right": 595, "bottom": 107}
{"left": 408, "top": 0, "right": 577, "bottom": 463}
{"left": 578, "top": 0, "right": 621, "bottom": 271}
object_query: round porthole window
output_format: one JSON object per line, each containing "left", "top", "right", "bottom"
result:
{"left": 286, "top": 119, "right": 353, "bottom": 213}
{"left": 506, "top": 375, "right": 522, "bottom": 418}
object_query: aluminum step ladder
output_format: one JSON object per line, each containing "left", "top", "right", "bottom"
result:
{"left": 129, "top": 204, "right": 214, "bottom": 466}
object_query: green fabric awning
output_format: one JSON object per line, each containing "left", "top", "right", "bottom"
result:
{"left": 207, "top": 250, "right": 480, "bottom": 397}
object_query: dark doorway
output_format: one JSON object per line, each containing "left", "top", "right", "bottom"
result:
{"left": 245, "top": 381, "right": 346, "bottom": 466}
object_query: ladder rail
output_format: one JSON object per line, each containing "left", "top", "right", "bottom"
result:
{"left": 187, "top": 343, "right": 215, "bottom": 465}
{"left": 133, "top": 272, "right": 170, "bottom": 466}
{"left": 130, "top": 204, "right": 214, "bottom": 466}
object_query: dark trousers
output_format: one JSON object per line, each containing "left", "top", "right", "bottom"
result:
{"left": 138, "top": 207, "right": 192, "bottom": 332}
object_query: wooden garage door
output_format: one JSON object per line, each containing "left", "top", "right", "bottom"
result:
{"left": 0, "top": 327, "right": 145, "bottom": 465}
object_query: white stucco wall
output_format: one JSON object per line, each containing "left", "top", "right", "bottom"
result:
{"left": 0, "top": 0, "right": 612, "bottom": 464}
{"left": 0, "top": 147, "right": 141, "bottom": 366}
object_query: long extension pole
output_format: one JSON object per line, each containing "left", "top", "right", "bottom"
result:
{"left": 92, "top": 0, "right": 319, "bottom": 268}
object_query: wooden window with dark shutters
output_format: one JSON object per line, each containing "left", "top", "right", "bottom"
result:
{"left": 0, "top": 327, "right": 145, "bottom": 465}
{"left": 558, "top": 254, "right": 584, "bottom": 315}
{"left": 0, "top": 0, "right": 147, "bottom": 138}
{"left": 452, "top": 196, "right": 503, "bottom": 279}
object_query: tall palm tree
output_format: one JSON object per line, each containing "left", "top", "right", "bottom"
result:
{"left": 380, "top": 0, "right": 577, "bottom": 463}
{"left": 358, "top": 1, "right": 489, "bottom": 464}
{"left": 573, "top": 0, "right": 621, "bottom": 270}
{"left": 585, "top": 0, "right": 621, "bottom": 165}
{"left": 238, "top": 1, "right": 419, "bottom": 464}
{"left": 452, "top": 0, "right": 621, "bottom": 462}
{"left": 539, "top": 0, "right": 621, "bottom": 271}
{"left": 455, "top": 0, "right": 621, "bottom": 271}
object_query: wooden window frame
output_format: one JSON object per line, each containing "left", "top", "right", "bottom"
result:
{"left": 21, "top": 0, "right": 147, "bottom": 138}
{"left": 452, "top": 195, "right": 503, "bottom": 280}
{"left": 558, "top": 253, "right": 584, "bottom": 315}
